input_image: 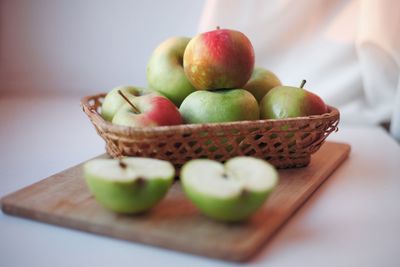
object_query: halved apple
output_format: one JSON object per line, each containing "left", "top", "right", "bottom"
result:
{"left": 181, "top": 157, "right": 278, "bottom": 222}
{"left": 83, "top": 157, "right": 175, "bottom": 214}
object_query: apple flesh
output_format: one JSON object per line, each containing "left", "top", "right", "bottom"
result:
{"left": 243, "top": 67, "right": 282, "bottom": 102}
{"left": 181, "top": 157, "right": 278, "bottom": 222}
{"left": 83, "top": 157, "right": 175, "bottom": 214}
{"left": 112, "top": 93, "right": 183, "bottom": 127}
{"left": 179, "top": 89, "right": 259, "bottom": 124}
{"left": 147, "top": 37, "right": 196, "bottom": 106}
{"left": 183, "top": 28, "right": 255, "bottom": 90}
{"left": 260, "top": 81, "right": 328, "bottom": 119}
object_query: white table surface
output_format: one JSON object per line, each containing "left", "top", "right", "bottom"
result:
{"left": 1, "top": 94, "right": 399, "bottom": 267}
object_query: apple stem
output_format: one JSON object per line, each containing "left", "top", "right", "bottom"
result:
{"left": 300, "top": 80, "right": 307, "bottom": 88}
{"left": 118, "top": 90, "right": 140, "bottom": 114}
{"left": 216, "top": 26, "right": 220, "bottom": 30}
{"left": 136, "top": 177, "right": 145, "bottom": 186}
{"left": 119, "top": 160, "right": 127, "bottom": 169}
{"left": 240, "top": 189, "right": 249, "bottom": 198}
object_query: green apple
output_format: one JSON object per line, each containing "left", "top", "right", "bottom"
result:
{"left": 179, "top": 89, "right": 259, "bottom": 124}
{"left": 243, "top": 67, "right": 282, "bottom": 102}
{"left": 112, "top": 93, "right": 182, "bottom": 127}
{"left": 183, "top": 27, "right": 255, "bottom": 90}
{"left": 181, "top": 156, "right": 278, "bottom": 222}
{"left": 146, "top": 37, "right": 196, "bottom": 106}
{"left": 84, "top": 157, "right": 175, "bottom": 214}
{"left": 101, "top": 86, "right": 140, "bottom": 121}
{"left": 260, "top": 80, "right": 328, "bottom": 119}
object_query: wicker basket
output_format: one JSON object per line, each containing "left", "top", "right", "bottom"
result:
{"left": 81, "top": 93, "right": 339, "bottom": 169}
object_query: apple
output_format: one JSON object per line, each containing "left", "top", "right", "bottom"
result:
{"left": 112, "top": 92, "right": 183, "bottom": 127}
{"left": 183, "top": 27, "right": 255, "bottom": 90}
{"left": 84, "top": 157, "right": 175, "bottom": 214}
{"left": 101, "top": 85, "right": 145, "bottom": 121}
{"left": 179, "top": 89, "right": 259, "bottom": 124}
{"left": 243, "top": 67, "right": 282, "bottom": 102}
{"left": 181, "top": 156, "right": 278, "bottom": 222}
{"left": 146, "top": 37, "right": 196, "bottom": 106}
{"left": 260, "top": 80, "right": 328, "bottom": 119}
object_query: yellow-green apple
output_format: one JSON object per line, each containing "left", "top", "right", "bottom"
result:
{"left": 101, "top": 85, "right": 148, "bottom": 121}
{"left": 183, "top": 28, "right": 255, "bottom": 90}
{"left": 84, "top": 157, "right": 175, "bottom": 214}
{"left": 260, "top": 80, "right": 328, "bottom": 119}
{"left": 243, "top": 67, "right": 282, "bottom": 102}
{"left": 146, "top": 37, "right": 196, "bottom": 106}
{"left": 179, "top": 89, "right": 259, "bottom": 124}
{"left": 112, "top": 92, "right": 182, "bottom": 127}
{"left": 181, "top": 156, "right": 278, "bottom": 222}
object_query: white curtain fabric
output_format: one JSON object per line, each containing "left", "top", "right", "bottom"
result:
{"left": 198, "top": 0, "right": 400, "bottom": 140}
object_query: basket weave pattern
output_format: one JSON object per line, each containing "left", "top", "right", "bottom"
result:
{"left": 81, "top": 93, "right": 339, "bottom": 169}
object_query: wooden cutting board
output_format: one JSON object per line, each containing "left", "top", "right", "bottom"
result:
{"left": 1, "top": 141, "right": 350, "bottom": 262}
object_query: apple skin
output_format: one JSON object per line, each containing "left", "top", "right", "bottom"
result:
{"left": 85, "top": 173, "right": 173, "bottom": 214}
{"left": 179, "top": 89, "right": 259, "bottom": 124}
{"left": 146, "top": 37, "right": 196, "bottom": 106}
{"left": 243, "top": 67, "right": 282, "bottom": 102}
{"left": 112, "top": 93, "right": 183, "bottom": 127}
{"left": 84, "top": 158, "right": 174, "bottom": 214}
{"left": 182, "top": 184, "right": 269, "bottom": 222}
{"left": 101, "top": 85, "right": 146, "bottom": 121}
{"left": 260, "top": 86, "right": 328, "bottom": 119}
{"left": 183, "top": 28, "right": 255, "bottom": 90}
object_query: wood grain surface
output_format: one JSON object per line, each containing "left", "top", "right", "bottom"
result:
{"left": 1, "top": 142, "right": 350, "bottom": 262}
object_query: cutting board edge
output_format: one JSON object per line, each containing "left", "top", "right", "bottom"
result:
{"left": 234, "top": 142, "right": 351, "bottom": 262}
{"left": 0, "top": 141, "right": 351, "bottom": 262}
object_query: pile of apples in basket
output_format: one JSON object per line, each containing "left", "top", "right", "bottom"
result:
{"left": 84, "top": 27, "right": 329, "bottom": 222}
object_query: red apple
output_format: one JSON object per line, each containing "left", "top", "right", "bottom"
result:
{"left": 260, "top": 80, "right": 328, "bottom": 119}
{"left": 112, "top": 92, "right": 183, "bottom": 127}
{"left": 183, "top": 28, "right": 255, "bottom": 90}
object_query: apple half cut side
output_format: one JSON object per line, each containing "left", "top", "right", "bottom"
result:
{"left": 181, "top": 157, "right": 279, "bottom": 222}
{"left": 83, "top": 157, "right": 175, "bottom": 214}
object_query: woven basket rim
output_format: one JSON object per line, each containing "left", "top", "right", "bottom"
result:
{"left": 81, "top": 93, "right": 340, "bottom": 135}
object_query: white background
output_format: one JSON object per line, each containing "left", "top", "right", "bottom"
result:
{"left": 0, "top": 0, "right": 204, "bottom": 96}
